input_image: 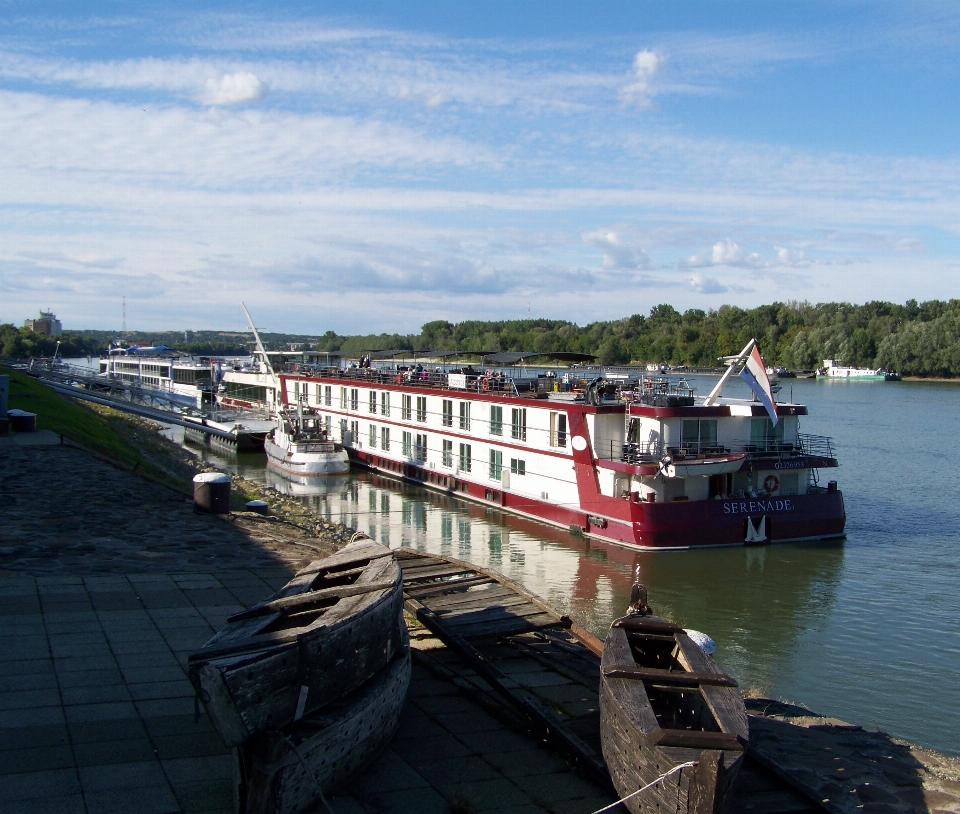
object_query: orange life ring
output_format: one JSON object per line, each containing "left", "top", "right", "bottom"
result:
{"left": 481, "top": 378, "right": 489, "bottom": 391}
{"left": 763, "top": 475, "right": 780, "bottom": 493}
{"left": 396, "top": 374, "right": 403, "bottom": 384}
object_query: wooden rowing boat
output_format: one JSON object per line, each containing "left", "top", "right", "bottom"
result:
{"left": 600, "top": 613, "right": 749, "bottom": 814}
{"left": 237, "top": 641, "right": 411, "bottom": 814}
{"left": 189, "top": 538, "right": 404, "bottom": 747}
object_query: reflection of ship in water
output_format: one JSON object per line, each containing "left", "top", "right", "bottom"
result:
{"left": 305, "top": 469, "right": 845, "bottom": 691}
{"left": 263, "top": 467, "right": 351, "bottom": 498}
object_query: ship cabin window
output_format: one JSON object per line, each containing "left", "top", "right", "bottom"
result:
{"left": 680, "top": 419, "right": 718, "bottom": 455}
{"left": 415, "top": 433, "right": 427, "bottom": 462}
{"left": 369, "top": 391, "right": 377, "bottom": 413}
{"left": 750, "top": 417, "right": 784, "bottom": 452}
{"left": 442, "top": 399, "right": 453, "bottom": 427}
{"left": 549, "top": 412, "right": 567, "bottom": 448}
{"left": 350, "top": 420, "right": 359, "bottom": 444}
{"left": 459, "top": 443, "right": 472, "bottom": 472}
{"left": 459, "top": 402, "right": 471, "bottom": 430}
{"left": 442, "top": 439, "right": 453, "bottom": 467}
{"left": 511, "top": 408, "right": 527, "bottom": 442}
{"left": 293, "top": 382, "right": 300, "bottom": 400}
{"left": 381, "top": 427, "right": 390, "bottom": 450}
{"left": 339, "top": 418, "right": 348, "bottom": 442}
{"left": 489, "top": 449, "right": 503, "bottom": 480}
{"left": 350, "top": 389, "right": 359, "bottom": 411}
{"left": 381, "top": 392, "right": 390, "bottom": 417}
{"left": 402, "top": 395, "right": 412, "bottom": 420}
{"left": 510, "top": 458, "right": 526, "bottom": 476}
{"left": 324, "top": 386, "right": 332, "bottom": 406}
{"left": 402, "top": 431, "right": 412, "bottom": 457}
{"left": 490, "top": 405, "right": 503, "bottom": 436}
{"left": 416, "top": 396, "right": 427, "bottom": 422}
{"left": 340, "top": 387, "right": 347, "bottom": 409}
{"left": 316, "top": 384, "right": 322, "bottom": 402}
{"left": 369, "top": 424, "right": 377, "bottom": 448}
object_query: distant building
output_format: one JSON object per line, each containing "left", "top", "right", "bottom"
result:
{"left": 288, "top": 342, "right": 305, "bottom": 351}
{"left": 23, "top": 310, "right": 62, "bottom": 337}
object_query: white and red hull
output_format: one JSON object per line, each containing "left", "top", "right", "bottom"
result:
{"left": 239, "top": 368, "right": 845, "bottom": 550}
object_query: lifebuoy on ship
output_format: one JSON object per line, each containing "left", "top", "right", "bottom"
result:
{"left": 763, "top": 475, "right": 780, "bottom": 493}
{"left": 481, "top": 378, "right": 490, "bottom": 391}
{"left": 396, "top": 374, "right": 403, "bottom": 384}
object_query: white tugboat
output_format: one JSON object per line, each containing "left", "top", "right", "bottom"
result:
{"left": 264, "top": 403, "right": 349, "bottom": 476}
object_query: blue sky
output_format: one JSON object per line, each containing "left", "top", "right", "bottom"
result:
{"left": 2, "top": 1, "right": 960, "bottom": 334}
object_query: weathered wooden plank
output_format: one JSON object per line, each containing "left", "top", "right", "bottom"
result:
{"left": 602, "top": 665, "right": 738, "bottom": 688}
{"left": 441, "top": 602, "right": 545, "bottom": 627}
{"left": 400, "top": 564, "right": 476, "bottom": 581}
{"left": 422, "top": 585, "right": 516, "bottom": 610}
{"left": 434, "top": 594, "right": 532, "bottom": 617}
{"left": 401, "top": 575, "right": 495, "bottom": 597}
{"left": 449, "top": 612, "right": 561, "bottom": 639}
{"left": 614, "top": 616, "right": 684, "bottom": 635}
{"left": 652, "top": 729, "right": 745, "bottom": 751}
{"left": 227, "top": 580, "right": 398, "bottom": 622}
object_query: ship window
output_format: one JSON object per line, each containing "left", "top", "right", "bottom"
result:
{"left": 549, "top": 412, "right": 567, "bottom": 447}
{"left": 681, "top": 419, "right": 717, "bottom": 454}
{"left": 350, "top": 389, "right": 359, "bottom": 411}
{"left": 459, "top": 443, "right": 472, "bottom": 473}
{"left": 489, "top": 449, "right": 503, "bottom": 480}
{"left": 510, "top": 458, "right": 526, "bottom": 476}
{"left": 381, "top": 427, "right": 390, "bottom": 450}
{"left": 350, "top": 420, "right": 359, "bottom": 444}
{"left": 750, "top": 418, "right": 783, "bottom": 451}
{"left": 340, "top": 387, "right": 347, "bottom": 409}
{"left": 511, "top": 408, "right": 527, "bottom": 441}
{"left": 402, "top": 431, "right": 412, "bottom": 457}
{"left": 416, "top": 396, "right": 427, "bottom": 422}
{"left": 369, "top": 424, "right": 377, "bottom": 448}
{"left": 324, "top": 386, "right": 332, "bottom": 407}
{"left": 442, "top": 399, "right": 453, "bottom": 427}
{"left": 442, "top": 439, "right": 453, "bottom": 467}
{"left": 490, "top": 405, "right": 503, "bottom": 436}
{"left": 317, "top": 384, "right": 322, "bottom": 402}
{"left": 381, "top": 392, "right": 390, "bottom": 417}
{"left": 459, "top": 402, "right": 471, "bottom": 431}
{"left": 415, "top": 433, "right": 427, "bottom": 462}
{"left": 369, "top": 391, "right": 377, "bottom": 413}
{"left": 402, "top": 395, "right": 412, "bottom": 420}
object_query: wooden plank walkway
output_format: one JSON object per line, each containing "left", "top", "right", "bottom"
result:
{"left": 397, "top": 547, "right": 823, "bottom": 814}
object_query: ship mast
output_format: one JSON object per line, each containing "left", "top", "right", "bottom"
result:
{"left": 240, "top": 301, "right": 281, "bottom": 407}
{"left": 703, "top": 338, "right": 756, "bottom": 406}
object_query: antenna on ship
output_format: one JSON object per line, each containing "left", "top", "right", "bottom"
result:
{"left": 240, "top": 302, "right": 281, "bottom": 409}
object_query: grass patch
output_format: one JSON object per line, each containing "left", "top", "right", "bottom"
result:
{"left": 6, "top": 369, "right": 142, "bottom": 468}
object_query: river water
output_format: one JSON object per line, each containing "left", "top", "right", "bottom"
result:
{"left": 180, "top": 375, "right": 960, "bottom": 756}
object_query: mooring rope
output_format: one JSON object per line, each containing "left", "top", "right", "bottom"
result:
{"left": 589, "top": 760, "right": 698, "bottom": 814}
{"left": 280, "top": 733, "right": 338, "bottom": 814}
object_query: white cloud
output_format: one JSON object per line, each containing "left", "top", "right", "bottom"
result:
{"left": 711, "top": 238, "right": 743, "bottom": 265}
{"left": 583, "top": 229, "right": 652, "bottom": 269}
{"left": 200, "top": 72, "right": 267, "bottom": 105}
{"left": 620, "top": 50, "right": 661, "bottom": 107}
{"left": 689, "top": 273, "right": 728, "bottom": 294}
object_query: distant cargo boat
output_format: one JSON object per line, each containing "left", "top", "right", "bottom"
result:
{"left": 821, "top": 360, "right": 901, "bottom": 381}
{"left": 249, "top": 337, "right": 846, "bottom": 550}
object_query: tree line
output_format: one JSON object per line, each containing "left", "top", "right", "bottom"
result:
{"left": 315, "top": 299, "right": 960, "bottom": 377}
{"left": 5, "top": 298, "right": 959, "bottom": 377}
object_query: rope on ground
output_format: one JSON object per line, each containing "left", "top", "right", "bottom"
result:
{"left": 589, "top": 761, "right": 698, "bottom": 814}
{"left": 281, "top": 733, "right": 337, "bottom": 814}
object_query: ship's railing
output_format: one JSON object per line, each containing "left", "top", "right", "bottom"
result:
{"left": 278, "top": 363, "right": 564, "bottom": 397}
{"left": 606, "top": 432, "right": 837, "bottom": 467}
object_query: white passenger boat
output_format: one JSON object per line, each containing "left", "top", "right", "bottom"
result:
{"left": 98, "top": 345, "right": 221, "bottom": 408}
{"left": 264, "top": 404, "right": 350, "bottom": 476}
{"left": 821, "top": 360, "right": 900, "bottom": 380}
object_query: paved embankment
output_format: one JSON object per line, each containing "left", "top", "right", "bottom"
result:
{"left": 0, "top": 433, "right": 615, "bottom": 814}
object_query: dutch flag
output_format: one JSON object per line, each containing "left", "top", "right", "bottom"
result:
{"left": 739, "top": 345, "right": 778, "bottom": 425}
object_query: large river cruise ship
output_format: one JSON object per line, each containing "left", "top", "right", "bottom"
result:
{"left": 244, "top": 340, "right": 845, "bottom": 550}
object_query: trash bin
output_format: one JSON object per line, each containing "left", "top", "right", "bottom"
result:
{"left": 193, "top": 472, "right": 231, "bottom": 514}
{"left": 7, "top": 409, "right": 36, "bottom": 433}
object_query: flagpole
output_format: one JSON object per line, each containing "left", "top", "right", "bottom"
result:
{"left": 703, "top": 338, "right": 755, "bottom": 405}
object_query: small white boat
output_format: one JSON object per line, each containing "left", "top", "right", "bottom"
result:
{"left": 265, "top": 405, "right": 350, "bottom": 476}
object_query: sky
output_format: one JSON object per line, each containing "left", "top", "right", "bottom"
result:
{"left": 2, "top": 1, "right": 960, "bottom": 335}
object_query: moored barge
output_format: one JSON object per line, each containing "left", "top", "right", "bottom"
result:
{"left": 223, "top": 341, "right": 845, "bottom": 550}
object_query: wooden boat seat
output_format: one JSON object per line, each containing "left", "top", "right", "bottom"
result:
{"left": 651, "top": 728, "right": 745, "bottom": 751}
{"left": 613, "top": 616, "right": 683, "bottom": 635}
{"left": 602, "top": 665, "right": 738, "bottom": 688}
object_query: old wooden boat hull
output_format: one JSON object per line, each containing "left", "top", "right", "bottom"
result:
{"left": 189, "top": 539, "right": 404, "bottom": 747}
{"left": 237, "top": 643, "right": 411, "bottom": 814}
{"left": 600, "top": 615, "right": 749, "bottom": 814}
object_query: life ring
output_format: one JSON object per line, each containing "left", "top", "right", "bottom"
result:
{"left": 396, "top": 374, "right": 403, "bottom": 384}
{"left": 763, "top": 475, "right": 780, "bottom": 493}
{"left": 481, "top": 378, "right": 490, "bottom": 391}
